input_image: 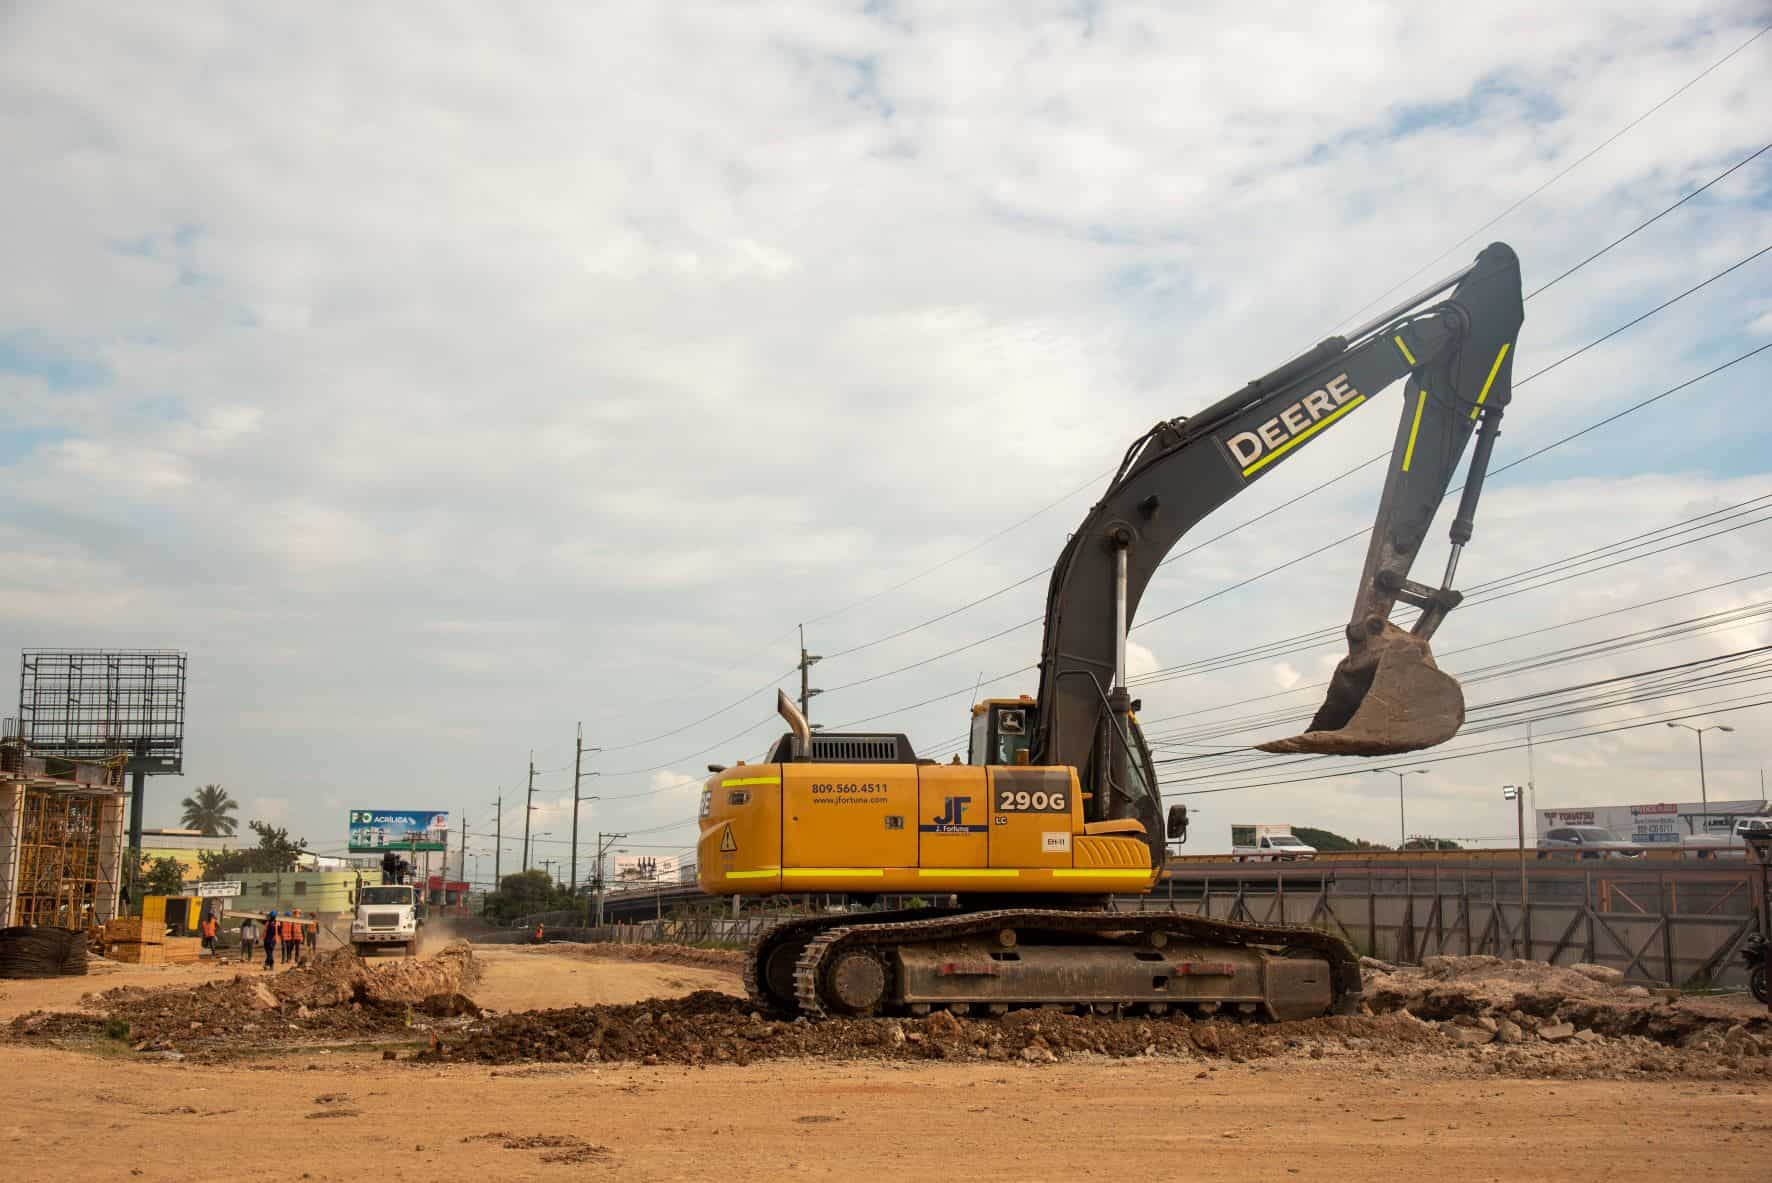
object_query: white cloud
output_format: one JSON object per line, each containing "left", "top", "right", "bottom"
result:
{"left": 1, "top": 3, "right": 1768, "bottom": 856}
{"left": 1125, "top": 640, "right": 1159, "bottom": 679}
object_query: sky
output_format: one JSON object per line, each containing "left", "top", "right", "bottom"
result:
{"left": 3, "top": 2, "right": 1770, "bottom": 880}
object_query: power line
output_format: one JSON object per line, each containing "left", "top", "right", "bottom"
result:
{"left": 815, "top": 249, "right": 1772, "bottom": 691}
{"left": 1140, "top": 567, "right": 1772, "bottom": 738}
{"left": 1328, "top": 19, "right": 1772, "bottom": 330}
{"left": 1162, "top": 695, "right": 1772, "bottom": 797}
{"left": 1151, "top": 597, "right": 1772, "bottom": 755}
{"left": 1133, "top": 494, "right": 1772, "bottom": 693}
{"left": 1526, "top": 142, "right": 1772, "bottom": 301}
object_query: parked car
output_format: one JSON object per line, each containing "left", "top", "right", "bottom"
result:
{"left": 1734, "top": 817, "right": 1772, "bottom": 839}
{"left": 1537, "top": 826, "right": 1644, "bottom": 859}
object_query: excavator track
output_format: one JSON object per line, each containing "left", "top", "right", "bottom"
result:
{"left": 744, "top": 907, "right": 960, "bottom": 1014}
{"left": 768, "top": 907, "right": 1362, "bottom": 1021}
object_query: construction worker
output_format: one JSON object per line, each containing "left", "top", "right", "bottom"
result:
{"left": 281, "top": 912, "right": 299, "bottom": 964}
{"left": 304, "top": 912, "right": 318, "bottom": 959}
{"left": 239, "top": 915, "right": 260, "bottom": 965}
{"left": 199, "top": 910, "right": 217, "bottom": 954}
{"left": 532, "top": 921, "right": 545, "bottom": 945}
{"left": 263, "top": 910, "right": 278, "bottom": 970}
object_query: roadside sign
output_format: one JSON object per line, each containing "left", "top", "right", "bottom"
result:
{"left": 196, "top": 880, "right": 243, "bottom": 898}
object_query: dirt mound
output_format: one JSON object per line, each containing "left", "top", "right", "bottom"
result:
{"left": 274, "top": 941, "right": 481, "bottom": 1008}
{"left": 418, "top": 990, "right": 1441, "bottom": 1067}
{"left": 6, "top": 941, "right": 483, "bottom": 1059}
{"left": 1363, "top": 953, "right": 1772, "bottom": 1076}
{"left": 547, "top": 942, "right": 743, "bottom": 973}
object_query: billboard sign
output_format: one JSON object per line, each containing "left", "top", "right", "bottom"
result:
{"left": 196, "top": 880, "right": 243, "bottom": 898}
{"left": 348, "top": 810, "right": 450, "bottom": 853}
{"left": 1538, "top": 799, "right": 1769, "bottom": 846}
{"left": 613, "top": 854, "right": 684, "bottom": 882}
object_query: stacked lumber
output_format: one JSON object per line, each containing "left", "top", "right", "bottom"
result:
{"left": 162, "top": 937, "right": 203, "bottom": 965}
{"left": 105, "top": 916, "right": 171, "bottom": 964}
{"left": 108, "top": 942, "right": 165, "bottom": 965}
{"left": 105, "top": 917, "right": 164, "bottom": 944}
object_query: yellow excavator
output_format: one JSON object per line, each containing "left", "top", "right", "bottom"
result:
{"left": 698, "top": 243, "right": 1525, "bottom": 1020}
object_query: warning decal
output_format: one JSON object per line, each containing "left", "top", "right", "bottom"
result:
{"left": 719, "top": 825, "right": 738, "bottom": 853}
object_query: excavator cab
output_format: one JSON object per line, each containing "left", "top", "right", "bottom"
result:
{"left": 967, "top": 697, "right": 1037, "bottom": 766}
{"left": 972, "top": 696, "right": 1174, "bottom": 860}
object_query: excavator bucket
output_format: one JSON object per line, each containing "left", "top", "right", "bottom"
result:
{"left": 1256, "top": 621, "right": 1464, "bottom": 756}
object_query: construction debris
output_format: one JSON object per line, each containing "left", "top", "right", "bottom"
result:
{"left": 7, "top": 941, "right": 482, "bottom": 1057}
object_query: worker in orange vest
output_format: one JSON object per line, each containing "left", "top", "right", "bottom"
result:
{"left": 288, "top": 909, "right": 304, "bottom": 965}
{"left": 199, "top": 911, "right": 217, "bottom": 954}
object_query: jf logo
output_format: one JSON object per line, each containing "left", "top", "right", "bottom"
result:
{"left": 922, "top": 796, "right": 986, "bottom": 834}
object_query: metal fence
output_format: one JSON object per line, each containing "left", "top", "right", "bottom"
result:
{"left": 1140, "top": 860, "right": 1761, "bottom": 989}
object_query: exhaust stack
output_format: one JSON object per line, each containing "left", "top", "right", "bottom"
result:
{"left": 777, "top": 688, "right": 813, "bottom": 760}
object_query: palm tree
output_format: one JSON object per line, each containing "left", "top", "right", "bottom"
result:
{"left": 179, "top": 784, "right": 240, "bottom": 836}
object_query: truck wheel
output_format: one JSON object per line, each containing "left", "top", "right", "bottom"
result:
{"left": 1751, "top": 964, "right": 1769, "bottom": 1006}
{"left": 351, "top": 943, "right": 367, "bottom": 958}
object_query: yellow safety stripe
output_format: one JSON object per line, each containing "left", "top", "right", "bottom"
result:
{"left": 724, "top": 868, "right": 779, "bottom": 879}
{"left": 780, "top": 867, "right": 885, "bottom": 879}
{"left": 1401, "top": 389, "right": 1428, "bottom": 472}
{"left": 1051, "top": 868, "right": 1155, "bottom": 879}
{"left": 1469, "top": 342, "right": 1511, "bottom": 420}
{"left": 722, "top": 776, "right": 780, "bottom": 787}
{"left": 1393, "top": 334, "right": 1417, "bottom": 366}
{"left": 917, "top": 868, "right": 1018, "bottom": 878}
{"left": 1240, "top": 395, "right": 1365, "bottom": 477}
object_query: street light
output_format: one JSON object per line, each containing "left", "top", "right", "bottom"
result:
{"left": 1667, "top": 723, "right": 1734, "bottom": 824}
{"left": 1374, "top": 767, "right": 1431, "bottom": 849}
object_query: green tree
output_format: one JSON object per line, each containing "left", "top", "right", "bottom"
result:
{"left": 1402, "top": 836, "right": 1462, "bottom": 851}
{"left": 132, "top": 850, "right": 189, "bottom": 897}
{"left": 179, "top": 784, "right": 240, "bottom": 836}
{"left": 197, "top": 820, "right": 309, "bottom": 878}
{"left": 1293, "top": 826, "right": 1391, "bottom": 852}
{"left": 483, "top": 869, "right": 576, "bottom": 921}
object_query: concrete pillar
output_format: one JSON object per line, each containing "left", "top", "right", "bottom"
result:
{"left": 0, "top": 781, "right": 24, "bottom": 927}
{"left": 94, "top": 790, "right": 127, "bottom": 925}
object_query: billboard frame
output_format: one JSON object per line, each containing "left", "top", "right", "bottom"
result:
{"left": 18, "top": 649, "right": 187, "bottom": 775}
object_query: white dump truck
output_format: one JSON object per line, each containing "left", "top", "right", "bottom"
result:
{"left": 349, "top": 882, "right": 420, "bottom": 956}
{"left": 1231, "top": 824, "right": 1318, "bottom": 862}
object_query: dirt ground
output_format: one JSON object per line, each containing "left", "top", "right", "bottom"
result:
{"left": 3, "top": 944, "right": 1769, "bottom": 1181}
{"left": 2, "top": 1045, "right": 1769, "bottom": 1181}
{"left": 470, "top": 944, "right": 740, "bottom": 1011}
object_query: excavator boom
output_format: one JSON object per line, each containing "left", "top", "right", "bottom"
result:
{"left": 1035, "top": 242, "right": 1523, "bottom": 792}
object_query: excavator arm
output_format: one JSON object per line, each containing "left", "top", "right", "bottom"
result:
{"left": 1032, "top": 242, "right": 1524, "bottom": 829}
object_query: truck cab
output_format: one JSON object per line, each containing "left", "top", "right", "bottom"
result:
{"left": 349, "top": 883, "right": 419, "bottom": 956}
{"left": 1232, "top": 825, "right": 1318, "bottom": 862}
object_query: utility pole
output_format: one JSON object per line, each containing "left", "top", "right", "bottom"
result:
{"left": 593, "top": 831, "right": 628, "bottom": 928}
{"left": 541, "top": 858, "right": 556, "bottom": 887}
{"left": 798, "top": 624, "right": 822, "bottom": 721}
{"left": 1504, "top": 785, "right": 1526, "bottom": 957}
{"left": 522, "top": 750, "right": 536, "bottom": 872}
{"left": 570, "top": 723, "right": 602, "bottom": 896}
{"left": 458, "top": 814, "right": 467, "bottom": 899}
{"left": 492, "top": 790, "right": 503, "bottom": 888}
{"left": 1526, "top": 720, "right": 1538, "bottom": 845}
{"left": 1374, "top": 768, "right": 1429, "bottom": 849}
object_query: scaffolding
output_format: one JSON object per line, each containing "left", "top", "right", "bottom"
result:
{"left": 0, "top": 741, "right": 126, "bottom": 929}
